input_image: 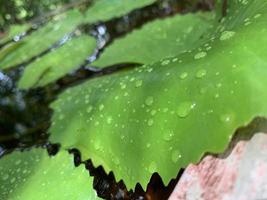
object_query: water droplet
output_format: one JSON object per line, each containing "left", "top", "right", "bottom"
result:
{"left": 148, "top": 162, "right": 157, "bottom": 173}
{"left": 135, "top": 80, "right": 143, "bottom": 87}
{"left": 161, "top": 60, "right": 170, "bottom": 66}
{"left": 86, "top": 106, "right": 93, "bottom": 113}
{"left": 220, "top": 31, "right": 235, "bottom": 41}
{"left": 99, "top": 104, "right": 104, "bottom": 111}
{"left": 10, "top": 177, "right": 16, "bottom": 184}
{"left": 195, "top": 69, "right": 207, "bottom": 79}
{"left": 107, "top": 116, "right": 113, "bottom": 124}
{"left": 254, "top": 13, "right": 262, "bottom": 19}
{"left": 146, "top": 143, "right": 151, "bottom": 148}
{"left": 148, "top": 119, "right": 154, "bottom": 126}
{"left": 147, "top": 68, "right": 153, "bottom": 72}
{"left": 180, "top": 72, "right": 188, "bottom": 80}
{"left": 150, "top": 110, "right": 157, "bottom": 116}
{"left": 145, "top": 96, "right": 154, "bottom": 106}
{"left": 94, "top": 141, "right": 101, "bottom": 150}
{"left": 172, "top": 150, "right": 182, "bottom": 163}
{"left": 194, "top": 52, "right": 207, "bottom": 59}
{"left": 177, "top": 102, "right": 196, "bottom": 118}
{"left": 220, "top": 114, "right": 233, "bottom": 123}
{"left": 216, "top": 83, "right": 222, "bottom": 88}
{"left": 120, "top": 83, "right": 126, "bottom": 89}
{"left": 94, "top": 121, "right": 100, "bottom": 126}
{"left": 214, "top": 93, "right": 220, "bottom": 99}
{"left": 172, "top": 58, "right": 178, "bottom": 62}
{"left": 163, "top": 108, "right": 169, "bottom": 113}
{"left": 59, "top": 114, "right": 65, "bottom": 120}
{"left": 163, "top": 130, "right": 174, "bottom": 141}
{"left": 15, "top": 160, "right": 21, "bottom": 165}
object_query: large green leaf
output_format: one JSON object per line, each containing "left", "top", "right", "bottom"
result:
{"left": 0, "top": 10, "right": 83, "bottom": 69}
{"left": 0, "top": 149, "right": 100, "bottom": 200}
{"left": 18, "top": 35, "right": 96, "bottom": 89}
{"left": 93, "top": 12, "right": 214, "bottom": 67}
{"left": 0, "top": 24, "right": 30, "bottom": 44}
{"left": 84, "top": 0, "right": 156, "bottom": 23}
{"left": 49, "top": 0, "right": 267, "bottom": 189}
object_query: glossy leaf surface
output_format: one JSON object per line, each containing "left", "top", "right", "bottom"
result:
{"left": 93, "top": 12, "right": 213, "bottom": 67}
{"left": 0, "top": 149, "right": 99, "bottom": 200}
{"left": 0, "top": 24, "right": 30, "bottom": 44}
{"left": 0, "top": 10, "right": 83, "bottom": 69}
{"left": 50, "top": 1, "right": 267, "bottom": 189}
{"left": 84, "top": 0, "right": 156, "bottom": 23}
{"left": 18, "top": 35, "right": 96, "bottom": 89}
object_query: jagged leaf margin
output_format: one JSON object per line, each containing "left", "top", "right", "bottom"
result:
{"left": 49, "top": 0, "right": 267, "bottom": 189}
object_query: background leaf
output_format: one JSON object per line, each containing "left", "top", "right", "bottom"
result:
{"left": 0, "top": 149, "right": 100, "bottom": 199}
{"left": 0, "top": 24, "right": 30, "bottom": 44}
{"left": 18, "top": 35, "right": 96, "bottom": 89}
{"left": 84, "top": 0, "right": 156, "bottom": 23}
{"left": 0, "top": 10, "right": 83, "bottom": 69}
{"left": 93, "top": 12, "right": 214, "bottom": 67}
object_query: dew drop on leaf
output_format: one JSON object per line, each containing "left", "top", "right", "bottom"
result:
{"left": 171, "top": 150, "right": 182, "bottom": 163}
{"left": 254, "top": 13, "right": 262, "bottom": 19}
{"left": 179, "top": 72, "right": 188, "bottom": 80}
{"left": 147, "top": 119, "right": 154, "bottom": 126}
{"left": 86, "top": 106, "right": 93, "bottom": 113}
{"left": 161, "top": 60, "right": 170, "bottom": 66}
{"left": 135, "top": 80, "right": 143, "bottom": 87}
{"left": 150, "top": 110, "right": 157, "bottom": 116}
{"left": 194, "top": 51, "right": 207, "bottom": 59}
{"left": 107, "top": 116, "right": 113, "bottom": 124}
{"left": 195, "top": 69, "right": 207, "bottom": 79}
{"left": 163, "top": 130, "right": 174, "bottom": 141}
{"left": 148, "top": 162, "right": 157, "bottom": 173}
{"left": 145, "top": 96, "right": 154, "bottom": 106}
{"left": 99, "top": 104, "right": 104, "bottom": 111}
{"left": 220, "top": 114, "right": 233, "bottom": 123}
{"left": 220, "top": 31, "right": 236, "bottom": 41}
{"left": 176, "top": 102, "right": 196, "bottom": 118}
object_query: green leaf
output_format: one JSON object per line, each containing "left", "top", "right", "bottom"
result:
{"left": 18, "top": 35, "right": 96, "bottom": 89}
{"left": 49, "top": 1, "right": 267, "bottom": 189}
{"left": 0, "top": 10, "right": 83, "bottom": 69}
{"left": 0, "top": 149, "right": 100, "bottom": 200}
{"left": 93, "top": 12, "right": 214, "bottom": 67}
{"left": 84, "top": 0, "right": 156, "bottom": 23}
{"left": 0, "top": 24, "right": 30, "bottom": 44}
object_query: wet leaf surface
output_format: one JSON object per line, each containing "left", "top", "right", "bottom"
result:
{"left": 84, "top": 0, "right": 156, "bottom": 23}
{"left": 0, "top": 9, "right": 83, "bottom": 69}
{"left": 18, "top": 35, "right": 96, "bottom": 89}
{"left": 0, "top": 24, "right": 30, "bottom": 44}
{"left": 49, "top": 0, "right": 267, "bottom": 189}
{"left": 93, "top": 12, "right": 214, "bottom": 67}
{"left": 0, "top": 149, "right": 100, "bottom": 200}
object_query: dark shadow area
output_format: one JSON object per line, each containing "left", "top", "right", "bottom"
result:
{"left": 69, "top": 148, "right": 183, "bottom": 200}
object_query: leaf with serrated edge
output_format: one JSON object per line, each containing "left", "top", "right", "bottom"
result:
{"left": 50, "top": 0, "right": 267, "bottom": 189}
{"left": 0, "top": 149, "right": 100, "bottom": 200}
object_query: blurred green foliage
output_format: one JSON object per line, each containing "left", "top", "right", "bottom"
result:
{"left": 0, "top": 0, "right": 77, "bottom": 30}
